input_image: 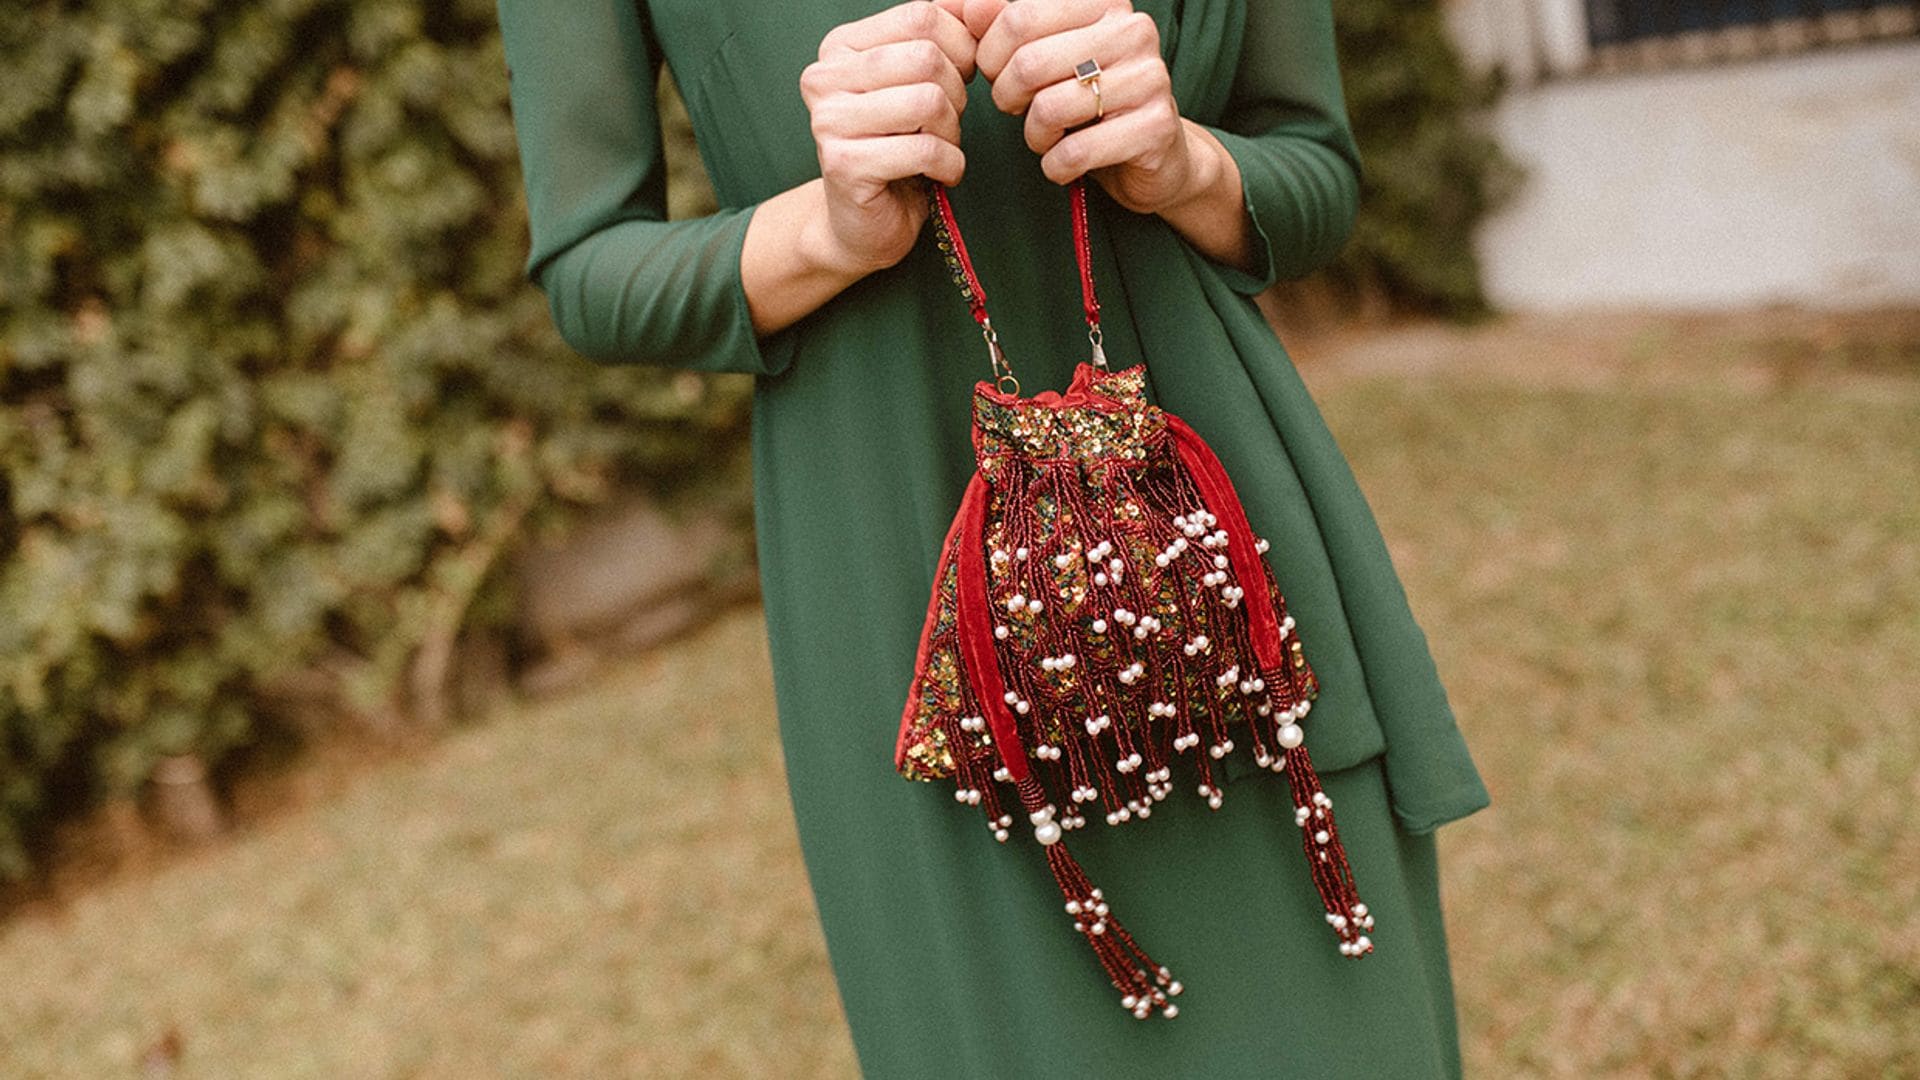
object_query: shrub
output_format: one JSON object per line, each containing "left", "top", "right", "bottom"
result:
{"left": 1313, "top": 0, "right": 1521, "bottom": 317}
{"left": 0, "top": 0, "right": 748, "bottom": 879}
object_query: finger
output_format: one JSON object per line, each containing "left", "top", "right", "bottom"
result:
{"left": 1038, "top": 100, "right": 1176, "bottom": 184}
{"left": 820, "top": 0, "right": 979, "bottom": 80}
{"left": 960, "top": 0, "right": 1009, "bottom": 39}
{"left": 993, "top": 9, "right": 1159, "bottom": 115}
{"left": 822, "top": 132, "right": 967, "bottom": 190}
{"left": 802, "top": 39, "right": 969, "bottom": 116}
{"left": 1022, "top": 55, "right": 1167, "bottom": 155}
{"left": 812, "top": 81, "right": 964, "bottom": 146}
{"left": 976, "top": 0, "right": 1126, "bottom": 81}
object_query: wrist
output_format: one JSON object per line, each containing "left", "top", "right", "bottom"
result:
{"left": 795, "top": 180, "right": 893, "bottom": 283}
{"left": 1162, "top": 120, "right": 1233, "bottom": 216}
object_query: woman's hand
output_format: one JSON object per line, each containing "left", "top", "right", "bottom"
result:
{"left": 963, "top": 0, "right": 1255, "bottom": 272}
{"left": 798, "top": 0, "right": 978, "bottom": 276}
{"left": 966, "top": 0, "right": 1184, "bottom": 212}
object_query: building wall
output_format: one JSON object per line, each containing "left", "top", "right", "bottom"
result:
{"left": 1459, "top": 37, "right": 1920, "bottom": 311}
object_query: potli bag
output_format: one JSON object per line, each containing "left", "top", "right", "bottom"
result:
{"left": 894, "top": 176, "right": 1376, "bottom": 1021}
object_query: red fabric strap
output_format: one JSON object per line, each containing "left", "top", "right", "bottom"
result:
{"left": 952, "top": 472, "right": 1032, "bottom": 783}
{"left": 927, "top": 177, "right": 1101, "bottom": 333}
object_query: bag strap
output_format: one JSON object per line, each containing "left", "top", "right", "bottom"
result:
{"left": 925, "top": 176, "right": 1107, "bottom": 395}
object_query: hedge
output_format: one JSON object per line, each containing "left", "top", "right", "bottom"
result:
{"left": 0, "top": 0, "right": 748, "bottom": 880}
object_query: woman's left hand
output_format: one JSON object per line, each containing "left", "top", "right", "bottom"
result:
{"left": 965, "top": 0, "right": 1200, "bottom": 215}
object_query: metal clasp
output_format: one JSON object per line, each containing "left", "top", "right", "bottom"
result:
{"left": 983, "top": 318, "right": 1019, "bottom": 396}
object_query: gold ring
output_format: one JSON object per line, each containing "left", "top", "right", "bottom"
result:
{"left": 1074, "top": 59, "right": 1103, "bottom": 121}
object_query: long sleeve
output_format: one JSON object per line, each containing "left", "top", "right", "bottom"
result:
{"left": 498, "top": 0, "right": 794, "bottom": 374}
{"left": 1195, "top": 0, "right": 1363, "bottom": 294}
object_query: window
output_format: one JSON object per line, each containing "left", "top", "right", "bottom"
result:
{"left": 1585, "top": 0, "right": 1919, "bottom": 63}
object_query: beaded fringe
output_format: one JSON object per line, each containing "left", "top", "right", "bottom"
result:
{"left": 896, "top": 365, "right": 1376, "bottom": 1019}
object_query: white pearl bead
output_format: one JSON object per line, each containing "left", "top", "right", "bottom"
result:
{"left": 1315, "top": 829, "right": 1330, "bottom": 844}
{"left": 1091, "top": 618, "right": 1108, "bottom": 633}
{"left": 1034, "top": 820, "right": 1062, "bottom": 845}
{"left": 1277, "top": 723, "right": 1304, "bottom": 748}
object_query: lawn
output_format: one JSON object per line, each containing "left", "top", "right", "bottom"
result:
{"left": 3, "top": 314, "right": 1915, "bottom": 1078}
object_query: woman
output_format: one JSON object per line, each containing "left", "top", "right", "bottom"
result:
{"left": 498, "top": 0, "right": 1492, "bottom": 1075}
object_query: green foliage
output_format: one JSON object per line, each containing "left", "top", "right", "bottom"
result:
{"left": 1324, "top": 0, "right": 1520, "bottom": 316}
{"left": 0, "top": 1, "right": 748, "bottom": 879}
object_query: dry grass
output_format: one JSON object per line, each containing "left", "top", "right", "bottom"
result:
{"left": 0, "top": 611, "right": 856, "bottom": 1079}
{"left": 1, "top": 314, "right": 1915, "bottom": 1078}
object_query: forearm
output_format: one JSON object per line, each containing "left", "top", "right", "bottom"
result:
{"left": 742, "top": 178, "right": 891, "bottom": 337}
{"left": 1155, "top": 120, "right": 1258, "bottom": 278}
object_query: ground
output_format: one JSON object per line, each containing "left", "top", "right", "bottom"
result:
{"left": 2, "top": 311, "right": 1915, "bottom": 1078}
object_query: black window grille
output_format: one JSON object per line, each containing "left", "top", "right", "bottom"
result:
{"left": 1586, "top": 0, "right": 1918, "bottom": 46}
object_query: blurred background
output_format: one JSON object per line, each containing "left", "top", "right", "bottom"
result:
{"left": 1, "top": 0, "right": 1915, "bottom": 1076}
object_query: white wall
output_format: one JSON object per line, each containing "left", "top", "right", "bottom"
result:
{"left": 1469, "top": 41, "right": 1920, "bottom": 311}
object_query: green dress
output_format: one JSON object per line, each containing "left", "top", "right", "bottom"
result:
{"left": 500, "top": 1, "right": 1492, "bottom": 1075}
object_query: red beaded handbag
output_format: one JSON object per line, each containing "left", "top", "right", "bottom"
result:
{"left": 894, "top": 176, "right": 1376, "bottom": 1021}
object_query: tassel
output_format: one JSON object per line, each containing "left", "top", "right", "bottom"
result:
{"left": 958, "top": 474, "right": 1185, "bottom": 1017}
{"left": 1017, "top": 774, "right": 1183, "bottom": 1020}
{"left": 1168, "top": 413, "right": 1373, "bottom": 956}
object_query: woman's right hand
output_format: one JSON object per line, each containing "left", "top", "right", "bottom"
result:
{"left": 799, "top": 1, "right": 978, "bottom": 276}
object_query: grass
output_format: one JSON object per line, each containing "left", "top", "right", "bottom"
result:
{"left": 3, "top": 314, "right": 1916, "bottom": 1078}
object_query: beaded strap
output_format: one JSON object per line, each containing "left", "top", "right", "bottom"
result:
{"left": 925, "top": 176, "right": 1107, "bottom": 391}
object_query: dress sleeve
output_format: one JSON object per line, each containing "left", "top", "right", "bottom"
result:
{"left": 498, "top": 0, "right": 794, "bottom": 375}
{"left": 1192, "top": 0, "right": 1363, "bottom": 295}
